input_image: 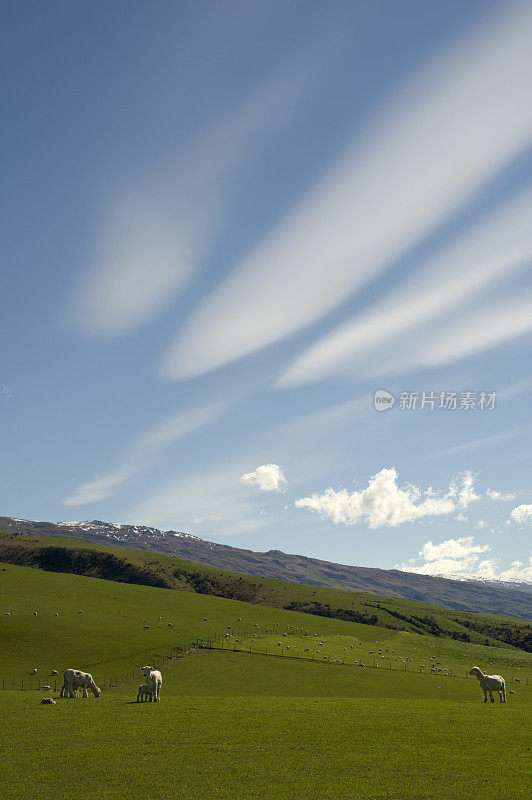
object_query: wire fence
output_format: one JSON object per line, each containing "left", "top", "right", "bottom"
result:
{"left": 1, "top": 623, "right": 529, "bottom": 690}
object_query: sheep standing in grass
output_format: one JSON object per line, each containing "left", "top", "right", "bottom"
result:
{"left": 60, "top": 669, "right": 101, "bottom": 698}
{"left": 469, "top": 666, "right": 506, "bottom": 703}
{"left": 141, "top": 666, "right": 162, "bottom": 702}
{"left": 137, "top": 683, "right": 151, "bottom": 702}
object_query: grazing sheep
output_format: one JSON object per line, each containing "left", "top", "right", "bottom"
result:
{"left": 167, "top": 623, "right": 173, "bottom": 627}
{"left": 469, "top": 666, "right": 506, "bottom": 703}
{"left": 77, "top": 610, "right": 83, "bottom": 614}
{"left": 137, "top": 683, "right": 151, "bottom": 702}
{"left": 31, "top": 668, "right": 37, "bottom": 674}
{"left": 144, "top": 625, "right": 150, "bottom": 629}
{"left": 51, "top": 670, "right": 58, "bottom": 676}
{"left": 41, "top": 698, "right": 56, "bottom": 704}
{"left": 34, "top": 611, "right": 38, "bottom": 616}
{"left": 60, "top": 669, "right": 101, "bottom": 698}
{"left": 515, "top": 678, "right": 521, "bottom": 683}
{"left": 141, "top": 666, "right": 162, "bottom": 702}
{"left": 509, "top": 690, "right": 515, "bottom": 695}
{"left": 54, "top": 613, "right": 59, "bottom": 618}
{"left": 41, "top": 685, "right": 51, "bottom": 690}
{"left": 4, "top": 612, "right": 10, "bottom": 616}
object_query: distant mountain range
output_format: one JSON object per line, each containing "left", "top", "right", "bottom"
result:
{"left": 1, "top": 516, "right": 530, "bottom": 619}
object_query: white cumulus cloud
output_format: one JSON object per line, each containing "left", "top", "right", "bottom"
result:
{"left": 294, "top": 468, "right": 478, "bottom": 530}
{"left": 397, "top": 537, "right": 532, "bottom": 582}
{"left": 240, "top": 464, "right": 287, "bottom": 493}
{"left": 487, "top": 489, "right": 517, "bottom": 501}
{"left": 510, "top": 504, "right": 532, "bottom": 523}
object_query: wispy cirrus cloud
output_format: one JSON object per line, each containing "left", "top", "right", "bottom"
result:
{"left": 281, "top": 184, "right": 532, "bottom": 385}
{"left": 126, "top": 462, "right": 275, "bottom": 536}
{"left": 294, "top": 468, "right": 479, "bottom": 530}
{"left": 62, "top": 402, "right": 226, "bottom": 506}
{"left": 70, "top": 38, "right": 333, "bottom": 340}
{"left": 431, "top": 431, "right": 517, "bottom": 459}
{"left": 163, "top": 1, "right": 532, "bottom": 380}
{"left": 379, "top": 287, "right": 532, "bottom": 376}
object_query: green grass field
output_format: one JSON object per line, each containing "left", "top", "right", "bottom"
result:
{"left": 2, "top": 532, "right": 530, "bottom": 650}
{"left": 1, "top": 559, "right": 530, "bottom": 799}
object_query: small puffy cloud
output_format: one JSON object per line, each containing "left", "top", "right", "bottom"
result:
{"left": 397, "top": 537, "right": 532, "bottom": 583}
{"left": 294, "top": 468, "right": 478, "bottom": 529}
{"left": 474, "top": 519, "right": 486, "bottom": 529}
{"left": 498, "top": 557, "right": 532, "bottom": 582}
{"left": 487, "top": 489, "right": 516, "bottom": 501}
{"left": 240, "top": 463, "right": 287, "bottom": 493}
{"left": 449, "top": 471, "right": 480, "bottom": 508}
{"left": 510, "top": 504, "right": 532, "bottom": 523}
{"left": 397, "top": 536, "right": 491, "bottom": 579}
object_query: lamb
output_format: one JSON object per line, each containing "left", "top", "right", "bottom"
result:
{"left": 141, "top": 666, "right": 162, "bottom": 702}
{"left": 469, "top": 666, "right": 506, "bottom": 703}
{"left": 137, "top": 683, "right": 151, "bottom": 702}
{"left": 60, "top": 669, "right": 101, "bottom": 698}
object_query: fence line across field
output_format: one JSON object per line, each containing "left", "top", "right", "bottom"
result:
{"left": 0, "top": 624, "right": 529, "bottom": 690}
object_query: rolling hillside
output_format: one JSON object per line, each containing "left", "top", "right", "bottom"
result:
{"left": 1, "top": 554, "right": 530, "bottom": 800}
{"left": 1, "top": 516, "right": 530, "bottom": 618}
{"left": 1, "top": 532, "right": 530, "bottom": 651}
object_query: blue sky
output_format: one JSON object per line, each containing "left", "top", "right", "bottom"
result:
{"left": 2, "top": 0, "right": 532, "bottom": 582}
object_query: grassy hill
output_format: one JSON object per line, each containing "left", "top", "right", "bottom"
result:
{"left": 0, "top": 532, "right": 530, "bottom": 652}
{"left": 2, "top": 515, "right": 530, "bottom": 618}
{"left": 0, "top": 558, "right": 531, "bottom": 800}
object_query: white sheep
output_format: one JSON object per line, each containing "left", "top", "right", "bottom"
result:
{"left": 31, "top": 668, "right": 37, "bottom": 674}
{"left": 469, "top": 666, "right": 506, "bottom": 703}
{"left": 51, "top": 670, "right": 58, "bottom": 676}
{"left": 60, "top": 669, "right": 101, "bottom": 698}
{"left": 136, "top": 683, "right": 151, "bottom": 702}
{"left": 141, "top": 666, "right": 162, "bottom": 702}
{"left": 41, "top": 698, "right": 56, "bottom": 704}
